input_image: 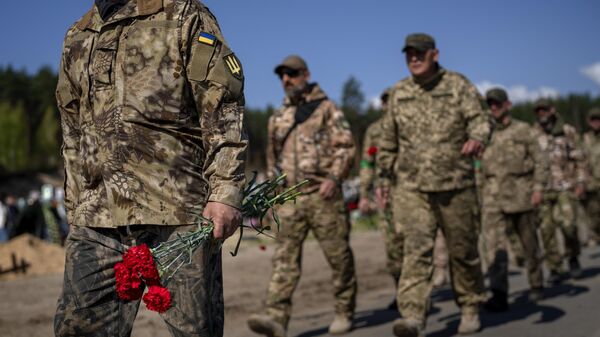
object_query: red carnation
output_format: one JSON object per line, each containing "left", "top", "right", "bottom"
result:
{"left": 143, "top": 286, "right": 172, "bottom": 313}
{"left": 367, "top": 146, "right": 378, "bottom": 156}
{"left": 114, "top": 262, "right": 143, "bottom": 300}
{"left": 123, "top": 244, "right": 160, "bottom": 283}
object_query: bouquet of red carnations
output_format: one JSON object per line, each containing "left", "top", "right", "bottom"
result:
{"left": 114, "top": 174, "right": 306, "bottom": 312}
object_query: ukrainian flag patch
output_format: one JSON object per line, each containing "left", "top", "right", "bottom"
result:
{"left": 198, "top": 32, "right": 216, "bottom": 46}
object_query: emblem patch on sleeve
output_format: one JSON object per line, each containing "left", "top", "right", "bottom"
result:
{"left": 198, "top": 32, "right": 216, "bottom": 46}
{"left": 223, "top": 53, "right": 243, "bottom": 80}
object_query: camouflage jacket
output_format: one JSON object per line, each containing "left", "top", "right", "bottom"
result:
{"left": 56, "top": 0, "right": 247, "bottom": 228}
{"left": 583, "top": 131, "right": 600, "bottom": 191}
{"left": 481, "top": 119, "right": 549, "bottom": 213}
{"left": 266, "top": 84, "right": 355, "bottom": 193}
{"left": 534, "top": 120, "right": 586, "bottom": 192}
{"left": 359, "top": 119, "right": 383, "bottom": 197}
{"left": 377, "top": 68, "right": 490, "bottom": 192}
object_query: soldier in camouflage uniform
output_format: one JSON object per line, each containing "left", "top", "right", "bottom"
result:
{"left": 480, "top": 88, "right": 546, "bottom": 312}
{"left": 582, "top": 107, "right": 600, "bottom": 246}
{"left": 377, "top": 33, "right": 488, "bottom": 337}
{"left": 358, "top": 90, "right": 403, "bottom": 309}
{"left": 247, "top": 55, "right": 357, "bottom": 337}
{"left": 533, "top": 99, "right": 586, "bottom": 282}
{"left": 54, "top": 1, "right": 247, "bottom": 336}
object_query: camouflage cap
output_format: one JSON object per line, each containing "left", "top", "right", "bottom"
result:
{"left": 589, "top": 107, "right": 600, "bottom": 119}
{"left": 485, "top": 88, "right": 508, "bottom": 103}
{"left": 402, "top": 33, "right": 436, "bottom": 52}
{"left": 274, "top": 55, "right": 308, "bottom": 75}
{"left": 534, "top": 98, "right": 553, "bottom": 110}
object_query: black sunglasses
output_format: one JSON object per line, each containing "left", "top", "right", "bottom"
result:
{"left": 277, "top": 68, "right": 301, "bottom": 80}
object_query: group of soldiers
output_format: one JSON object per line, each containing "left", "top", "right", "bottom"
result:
{"left": 247, "top": 33, "right": 600, "bottom": 337}
{"left": 54, "top": 2, "right": 599, "bottom": 337}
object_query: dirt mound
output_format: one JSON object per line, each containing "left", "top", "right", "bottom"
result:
{"left": 0, "top": 234, "right": 65, "bottom": 281}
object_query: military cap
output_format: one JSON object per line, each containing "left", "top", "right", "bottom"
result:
{"left": 589, "top": 107, "right": 600, "bottom": 119}
{"left": 402, "top": 33, "right": 436, "bottom": 52}
{"left": 534, "top": 98, "right": 553, "bottom": 110}
{"left": 274, "top": 55, "right": 308, "bottom": 75}
{"left": 485, "top": 88, "right": 509, "bottom": 103}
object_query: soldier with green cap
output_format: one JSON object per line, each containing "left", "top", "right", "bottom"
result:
{"left": 582, "top": 107, "right": 600, "bottom": 245}
{"left": 248, "top": 55, "right": 357, "bottom": 337}
{"left": 533, "top": 98, "right": 586, "bottom": 283}
{"left": 480, "top": 88, "right": 547, "bottom": 312}
{"left": 377, "top": 33, "right": 489, "bottom": 337}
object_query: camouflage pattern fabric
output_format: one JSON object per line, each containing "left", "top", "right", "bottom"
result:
{"left": 583, "top": 131, "right": 600, "bottom": 241}
{"left": 55, "top": 225, "right": 223, "bottom": 337}
{"left": 377, "top": 68, "right": 490, "bottom": 192}
{"left": 359, "top": 120, "right": 403, "bottom": 281}
{"left": 377, "top": 67, "right": 487, "bottom": 324}
{"left": 392, "top": 187, "right": 484, "bottom": 322}
{"left": 540, "top": 191, "right": 581, "bottom": 273}
{"left": 266, "top": 84, "right": 355, "bottom": 192}
{"left": 264, "top": 193, "right": 357, "bottom": 328}
{"left": 480, "top": 119, "right": 546, "bottom": 292}
{"left": 56, "top": 0, "right": 247, "bottom": 229}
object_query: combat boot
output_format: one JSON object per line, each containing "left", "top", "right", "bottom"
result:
{"left": 547, "top": 270, "right": 565, "bottom": 285}
{"left": 528, "top": 287, "right": 544, "bottom": 303}
{"left": 457, "top": 307, "right": 481, "bottom": 334}
{"left": 328, "top": 313, "right": 353, "bottom": 335}
{"left": 483, "top": 290, "right": 508, "bottom": 312}
{"left": 247, "top": 314, "right": 286, "bottom": 337}
{"left": 569, "top": 257, "right": 583, "bottom": 279}
{"left": 392, "top": 318, "right": 424, "bottom": 337}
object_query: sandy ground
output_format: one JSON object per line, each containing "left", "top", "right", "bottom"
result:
{"left": 0, "top": 230, "right": 394, "bottom": 337}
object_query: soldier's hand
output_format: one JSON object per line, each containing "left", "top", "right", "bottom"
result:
{"left": 531, "top": 190, "right": 543, "bottom": 207}
{"left": 319, "top": 179, "right": 338, "bottom": 200}
{"left": 359, "top": 197, "right": 371, "bottom": 214}
{"left": 461, "top": 139, "right": 485, "bottom": 158}
{"left": 375, "top": 187, "right": 389, "bottom": 210}
{"left": 203, "top": 202, "right": 242, "bottom": 240}
{"left": 575, "top": 185, "right": 586, "bottom": 199}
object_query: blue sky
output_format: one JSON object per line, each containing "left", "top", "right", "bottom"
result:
{"left": 1, "top": 1, "right": 599, "bottom": 108}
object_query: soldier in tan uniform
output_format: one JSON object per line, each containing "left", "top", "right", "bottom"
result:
{"left": 377, "top": 33, "right": 488, "bottom": 337}
{"left": 534, "top": 99, "right": 586, "bottom": 283}
{"left": 480, "top": 88, "right": 546, "bottom": 312}
{"left": 247, "top": 55, "right": 357, "bottom": 337}
{"left": 54, "top": 1, "right": 247, "bottom": 336}
{"left": 358, "top": 90, "right": 403, "bottom": 309}
{"left": 582, "top": 107, "right": 600, "bottom": 246}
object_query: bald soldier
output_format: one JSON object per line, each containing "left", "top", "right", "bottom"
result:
{"left": 534, "top": 98, "right": 586, "bottom": 283}
{"left": 248, "top": 55, "right": 357, "bottom": 337}
{"left": 582, "top": 107, "right": 600, "bottom": 246}
{"left": 54, "top": 1, "right": 247, "bottom": 336}
{"left": 377, "top": 33, "right": 488, "bottom": 337}
{"left": 480, "top": 88, "right": 546, "bottom": 312}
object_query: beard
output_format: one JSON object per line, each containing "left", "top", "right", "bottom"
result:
{"left": 285, "top": 82, "right": 308, "bottom": 103}
{"left": 538, "top": 115, "right": 556, "bottom": 132}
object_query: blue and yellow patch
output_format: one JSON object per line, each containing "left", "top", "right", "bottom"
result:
{"left": 198, "top": 32, "right": 216, "bottom": 46}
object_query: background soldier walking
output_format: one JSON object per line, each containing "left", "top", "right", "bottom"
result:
{"left": 248, "top": 55, "right": 357, "bottom": 337}
{"left": 582, "top": 107, "right": 600, "bottom": 246}
{"left": 377, "top": 33, "right": 488, "bottom": 337}
{"left": 534, "top": 99, "right": 586, "bottom": 282}
{"left": 480, "top": 88, "right": 546, "bottom": 312}
{"left": 358, "top": 89, "right": 403, "bottom": 309}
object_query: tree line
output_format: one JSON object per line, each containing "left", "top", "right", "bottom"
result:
{"left": 0, "top": 66, "right": 598, "bottom": 176}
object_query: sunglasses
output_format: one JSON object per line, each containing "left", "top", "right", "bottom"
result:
{"left": 277, "top": 68, "right": 301, "bottom": 80}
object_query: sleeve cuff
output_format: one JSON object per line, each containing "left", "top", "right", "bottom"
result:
{"left": 208, "top": 184, "right": 243, "bottom": 210}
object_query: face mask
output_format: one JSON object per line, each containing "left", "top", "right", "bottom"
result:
{"left": 538, "top": 114, "right": 556, "bottom": 132}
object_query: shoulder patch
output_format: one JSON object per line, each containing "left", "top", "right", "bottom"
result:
{"left": 223, "top": 53, "right": 243, "bottom": 80}
{"left": 198, "top": 32, "right": 217, "bottom": 46}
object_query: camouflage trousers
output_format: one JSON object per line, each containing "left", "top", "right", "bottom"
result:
{"left": 583, "top": 190, "right": 600, "bottom": 242}
{"left": 378, "top": 208, "right": 403, "bottom": 281}
{"left": 54, "top": 225, "right": 223, "bottom": 337}
{"left": 482, "top": 210, "right": 543, "bottom": 293}
{"left": 265, "top": 193, "right": 357, "bottom": 329}
{"left": 540, "top": 191, "right": 581, "bottom": 273}
{"left": 392, "top": 187, "right": 484, "bottom": 323}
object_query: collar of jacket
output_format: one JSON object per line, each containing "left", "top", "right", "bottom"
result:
{"left": 412, "top": 65, "right": 445, "bottom": 91}
{"left": 77, "top": 0, "right": 163, "bottom": 32}
{"left": 283, "top": 83, "right": 327, "bottom": 107}
{"left": 494, "top": 116, "right": 512, "bottom": 131}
